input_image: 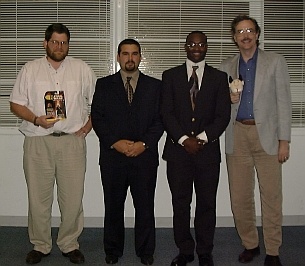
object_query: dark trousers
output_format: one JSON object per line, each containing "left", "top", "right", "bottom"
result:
{"left": 167, "top": 159, "right": 220, "bottom": 256}
{"left": 100, "top": 163, "right": 157, "bottom": 257}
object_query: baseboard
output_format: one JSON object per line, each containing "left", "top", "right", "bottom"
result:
{"left": 1, "top": 215, "right": 304, "bottom": 227}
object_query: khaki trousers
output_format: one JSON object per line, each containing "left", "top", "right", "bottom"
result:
{"left": 226, "top": 122, "right": 282, "bottom": 256}
{"left": 23, "top": 134, "right": 86, "bottom": 254}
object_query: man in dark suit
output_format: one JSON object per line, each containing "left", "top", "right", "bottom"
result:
{"left": 161, "top": 31, "right": 231, "bottom": 266}
{"left": 91, "top": 39, "right": 163, "bottom": 265}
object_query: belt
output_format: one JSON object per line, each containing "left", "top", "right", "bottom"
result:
{"left": 236, "top": 119, "right": 256, "bottom": 125}
{"left": 50, "top": 131, "right": 69, "bottom": 137}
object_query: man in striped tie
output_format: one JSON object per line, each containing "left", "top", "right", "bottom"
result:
{"left": 161, "top": 31, "right": 231, "bottom": 266}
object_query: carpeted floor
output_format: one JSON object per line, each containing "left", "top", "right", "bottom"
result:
{"left": 0, "top": 226, "right": 304, "bottom": 265}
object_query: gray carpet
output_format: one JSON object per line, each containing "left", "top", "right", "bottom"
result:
{"left": 0, "top": 226, "right": 304, "bottom": 265}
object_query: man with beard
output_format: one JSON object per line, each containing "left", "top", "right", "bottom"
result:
{"left": 91, "top": 39, "right": 163, "bottom": 265}
{"left": 161, "top": 31, "right": 231, "bottom": 266}
{"left": 219, "top": 15, "right": 291, "bottom": 266}
{"left": 10, "top": 23, "right": 96, "bottom": 264}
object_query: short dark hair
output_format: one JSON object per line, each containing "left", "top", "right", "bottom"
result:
{"left": 45, "top": 23, "right": 70, "bottom": 42}
{"left": 231, "top": 15, "right": 261, "bottom": 46}
{"left": 117, "top": 39, "right": 141, "bottom": 55}
{"left": 185, "top": 31, "right": 207, "bottom": 43}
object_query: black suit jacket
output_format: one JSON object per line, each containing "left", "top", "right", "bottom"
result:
{"left": 161, "top": 63, "right": 231, "bottom": 164}
{"left": 91, "top": 71, "right": 164, "bottom": 168}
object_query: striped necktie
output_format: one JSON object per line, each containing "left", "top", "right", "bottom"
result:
{"left": 125, "top": 76, "right": 133, "bottom": 104}
{"left": 190, "top": 66, "right": 199, "bottom": 110}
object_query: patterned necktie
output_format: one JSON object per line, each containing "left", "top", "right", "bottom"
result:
{"left": 190, "top": 66, "right": 199, "bottom": 110}
{"left": 125, "top": 76, "right": 133, "bottom": 104}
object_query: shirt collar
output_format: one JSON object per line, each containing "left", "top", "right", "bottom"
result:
{"left": 44, "top": 55, "right": 67, "bottom": 70}
{"left": 185, "top": 58, "right": 205, "bottom": 70}
{"left": 239, "top": 48, "right": 258, "bottom": 65}
{"left": 120, "top": 69, "right": 140, "bottom": 82}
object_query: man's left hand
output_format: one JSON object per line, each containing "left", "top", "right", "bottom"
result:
{"left": 124, "top": 141, "right": 145, "bottom": 157}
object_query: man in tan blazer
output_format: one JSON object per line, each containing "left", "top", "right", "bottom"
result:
{"left": 220, "top": 15, "right": 291, "bottom": 266}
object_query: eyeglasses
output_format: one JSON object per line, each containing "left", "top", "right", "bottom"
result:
{"left": 186, "top": 42, "right": 207, "bottom": 48}
{"left": 236, "top": 28, "right": 256, "bottom": 35}
{"left": 48, "top": 40, "right": 69, "bottom": 47}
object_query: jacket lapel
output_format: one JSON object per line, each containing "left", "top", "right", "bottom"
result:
{"left": 254, "top": 49, "right": 267, "bottom": 103}
{"left": 181, "top": 64, "right": 194, "bottom": 111}
{"left": 231, "top": 55, "right": 240, "bottom": 80}
{"left": 112, "top": 72, "right": 129, "bottom": 105}
{"left": 200, "top": 64, "right": 209, "bottom": 91}
{"left": 181, "top": 63, "right": 190, "bottom": 91}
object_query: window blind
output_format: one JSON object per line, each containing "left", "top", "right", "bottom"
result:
{"left": 0, "top": 0, "right": 304, "bottom": 127}
{"left": 126, "top": 0, "right": 249, "bottom": 79}
{"left": 0, "top": 0, "right": 111, "bottom": 126}
{"left": 264, "top": 0, "right": 305, "bottom": 127}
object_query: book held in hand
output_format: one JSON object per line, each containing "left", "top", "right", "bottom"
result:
{"left": 44, "top": 91, "right": 67, "bottom": 121}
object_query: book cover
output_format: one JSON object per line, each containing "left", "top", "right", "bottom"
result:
{"left": 44, "top": 91, "right": 67, "bottom": 121}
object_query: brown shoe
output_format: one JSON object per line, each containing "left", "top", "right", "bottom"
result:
{"left": 238, "top": 246, "right": 260, "bottom": 263}
{"left": 264, "top": 255, "right": 283, "bottom": 266}
{"left": 62, "top": 249, "right": 85, "bottom": 264}
{"left": 26, "top": 250, "right": 50, "bottom": 264}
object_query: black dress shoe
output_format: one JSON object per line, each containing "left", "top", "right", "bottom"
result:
{"left": 238, "top": 246, "right": 260, "bottom": 263}
{"left": 26, "top": 250, "right": 50, "bottom": 264}
{"left": 199, "top": 254, "right": 214, "bottom": 266}
{"left": 141, "top": 254, "right": 154, "bottom": 265}
{"left": 171, "top": 254, "right": 194, "bottom": 266}
{"left": 62, "top": 249, "right": 85, "bottom": 264}
{"left": 264, "top": 255, "right": 283, "bottom": 266}
{"left": 105, "top": 254, "right": 119, "bottom": 264}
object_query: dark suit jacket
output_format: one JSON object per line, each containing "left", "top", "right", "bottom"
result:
{"left": 91, "top": 71, "right": 164, "bottom": 168}
{"left": 161, "top": 63, "right": 231, "bottom": 164}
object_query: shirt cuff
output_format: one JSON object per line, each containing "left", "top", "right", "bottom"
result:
{"left": 178, "top": 135, "right": 189, "bottom": 146}
{"left": 197, "top": 131, "right": 208, "bottom": 143}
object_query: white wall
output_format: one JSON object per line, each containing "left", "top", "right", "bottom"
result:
{"left": 1, "top": 127, "right": 305, "bottom": 227}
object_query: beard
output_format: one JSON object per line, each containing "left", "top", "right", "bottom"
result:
{"left": 46, "top": 46, "right": 68, "bottom": 62}
{"left": 125, "top": 61, "right": 136, "bottom": 71}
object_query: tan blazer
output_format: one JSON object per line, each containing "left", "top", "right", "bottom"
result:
{"left": 220, "top": 48, "right": 291, "bottom": 155}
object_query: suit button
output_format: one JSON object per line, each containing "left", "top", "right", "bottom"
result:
{"left": 192, "top": 117, "right": 195, "bottom": 122}
{"left": 191, "top": 131, "right": 194, "bottom": 135}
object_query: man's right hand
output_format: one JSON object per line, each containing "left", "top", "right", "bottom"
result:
{"left": 35, "top": 115, "right": 59, "bottom": 129}
{"left": 230, "top": 92, "right": 241, "bottom": 104}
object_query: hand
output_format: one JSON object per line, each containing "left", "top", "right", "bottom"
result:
{"left": 230, "top": 92, "right": 241, "bottom": 104}
{"left": 112, "top": 140, "right": 134, "bottom": 155}
{"left": 35, "top": 115, "right": 59, "bottom": 129}
{"left": 278, "top": 140, "right": 290, "bottom": 164}
{"left": 124, "top": 141, "right": 146, "bottom": 157}
{"left": 75, "top": 126, "right": 91, "bottom": 138}
{"left": 182, "top": 137, "right": 201, "bottom": 155}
